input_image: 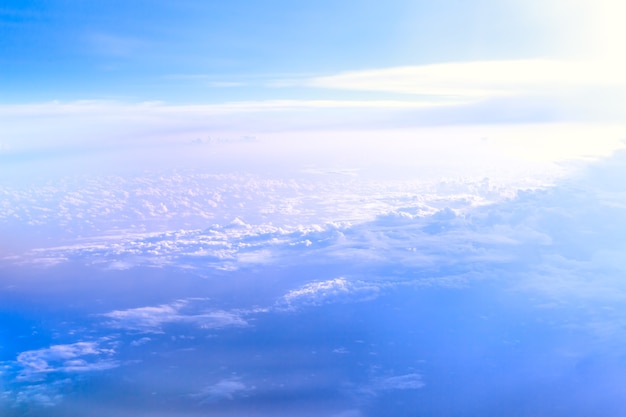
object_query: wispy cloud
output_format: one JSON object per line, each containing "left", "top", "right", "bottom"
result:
{"left": 14, "top": 341, "right": 118, "bottom": 380}
{"left": 307, "top": 59, "right": 626, "bottom": 99}
{"left": 12, "top": 380, "right": 70, "bottom": 407}
{"left": 351, "top": 372, "right": 425, "bottom": 404}
{"left": 0, "top": 339, "right": 121, "bottom": 408}
{"left": 101, "top": 299, "right": 248, "bottom": 333}
{"left": 277, "top": 278, "right": 381, "bottom": 310}
{"left": 374, "top": 373, "right": 425, "bottom": 391}
{"left": 190, "top": 377, "right": 252, "bottom": 403}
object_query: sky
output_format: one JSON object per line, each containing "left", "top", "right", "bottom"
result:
{"left": 3, "top": 1, "right": 626, "bottom": 416}
{"left": 2, "top": 0, "right": 571, "bottom": 101}
{"left": 1, "top": 0, "right": 626, "bottom": 174}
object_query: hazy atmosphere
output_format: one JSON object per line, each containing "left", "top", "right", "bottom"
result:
{"left": 2, "top": 1, "right": 626, "bottom": 416}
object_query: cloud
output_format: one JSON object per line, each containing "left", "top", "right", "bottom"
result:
{"left": 308, "top": 59, "right": 626, "bottom": 98}
{"left": 300, "top": 57, "right": 626, "bottom": 126}
{"left": 277, "top": 278, "right": 381, "bottom": 310}
{"left": 130, "top": 337, "right": 152, "bottom": 347}
{"left": 14, "top": 341, "right": 118, "bottom": 380}
{"left": 4, "top": 165, "right": 568, "bottom": 269}
{"left": 191, "top": 378, "right": 251, "bottom": 403}
{"left": 6, "top": 149, "right": 626, "bottom": 412}
{"left": 0, "top": 339, "right": 121, "bottom": 409}
{"left": 12, "top": 380, "right": 70, "bottom": 407}
{"left": 101, "top": 299, "right": 248, "bottom": 333}
{"left": 374, "top": 373, "right": 425, "bottom": 391}
{"left": 6, "top": 138, "right": 626, "bottom": 318}
{"left": 351, "top": 372, "right": 425, "bottom": 404}
{"left": 8, "top": 150, "right": 626, "bottom": 317}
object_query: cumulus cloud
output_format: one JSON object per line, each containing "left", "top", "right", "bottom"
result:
{"left": 101, "top": 301, "right": 184, "bottom": 332}
{"left": 277, "top": 278, "right": 381, "bottom": 310}
{"left": 10, "top": 150, "right": 626, "bottom": 310}
{"left": 14, "top": 341, "right": 118, "bottom": 380}
{"left": 12, "top": 380, "right": 70, "bottom": 407}
{"left": 6, "top": 167, "right": 534, "bottom": 269}
{"left": 101, "top": 299, "right": 248, "bottom": 333}
{"left": 4, "top": 150, "right": 626, "bottom": 413}
{"left": 0, "top": 339, "right": 122, "bottom": 409}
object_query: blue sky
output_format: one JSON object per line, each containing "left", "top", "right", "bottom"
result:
{"left": 3, "top": 0, "right": 622, "bottom": 103}
{"left": 1, "top": 1, "right": 521, "bottom": 101}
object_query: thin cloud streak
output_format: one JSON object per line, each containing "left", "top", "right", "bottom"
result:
{"left": 307, "top": 59, "right": 626, "bottom": 98}
{"left": 101, "top": 299, "right": 249, "bottom": 333}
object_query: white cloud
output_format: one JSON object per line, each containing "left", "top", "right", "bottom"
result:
{"left": 102, "top": 299, "right": 248, "bottom": 332}
{"left": 278, "top": 278, "right": 381, "bottom": 310}
{"left": 353, "top": 372, "right": 426, "bottom": 403}
{"left": 130, "top": 337, "right": 152, "bottom": 347}
{"left": 102, "top": 302, "right": 183, "bottom": 331}
{"left": 191, "top": 378, "right": 251, "bottom": 403}
{"left": 15, "top": 341, "right": 118, "bottom": 379}
{"left": 375, "top": 373, "right": 425, "bottom": 390}
{"left": 1, "top": 166, "right": 573, "bottom": 271}
{"left": 308, "top": 59, "right": 626, "bottom": 98}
